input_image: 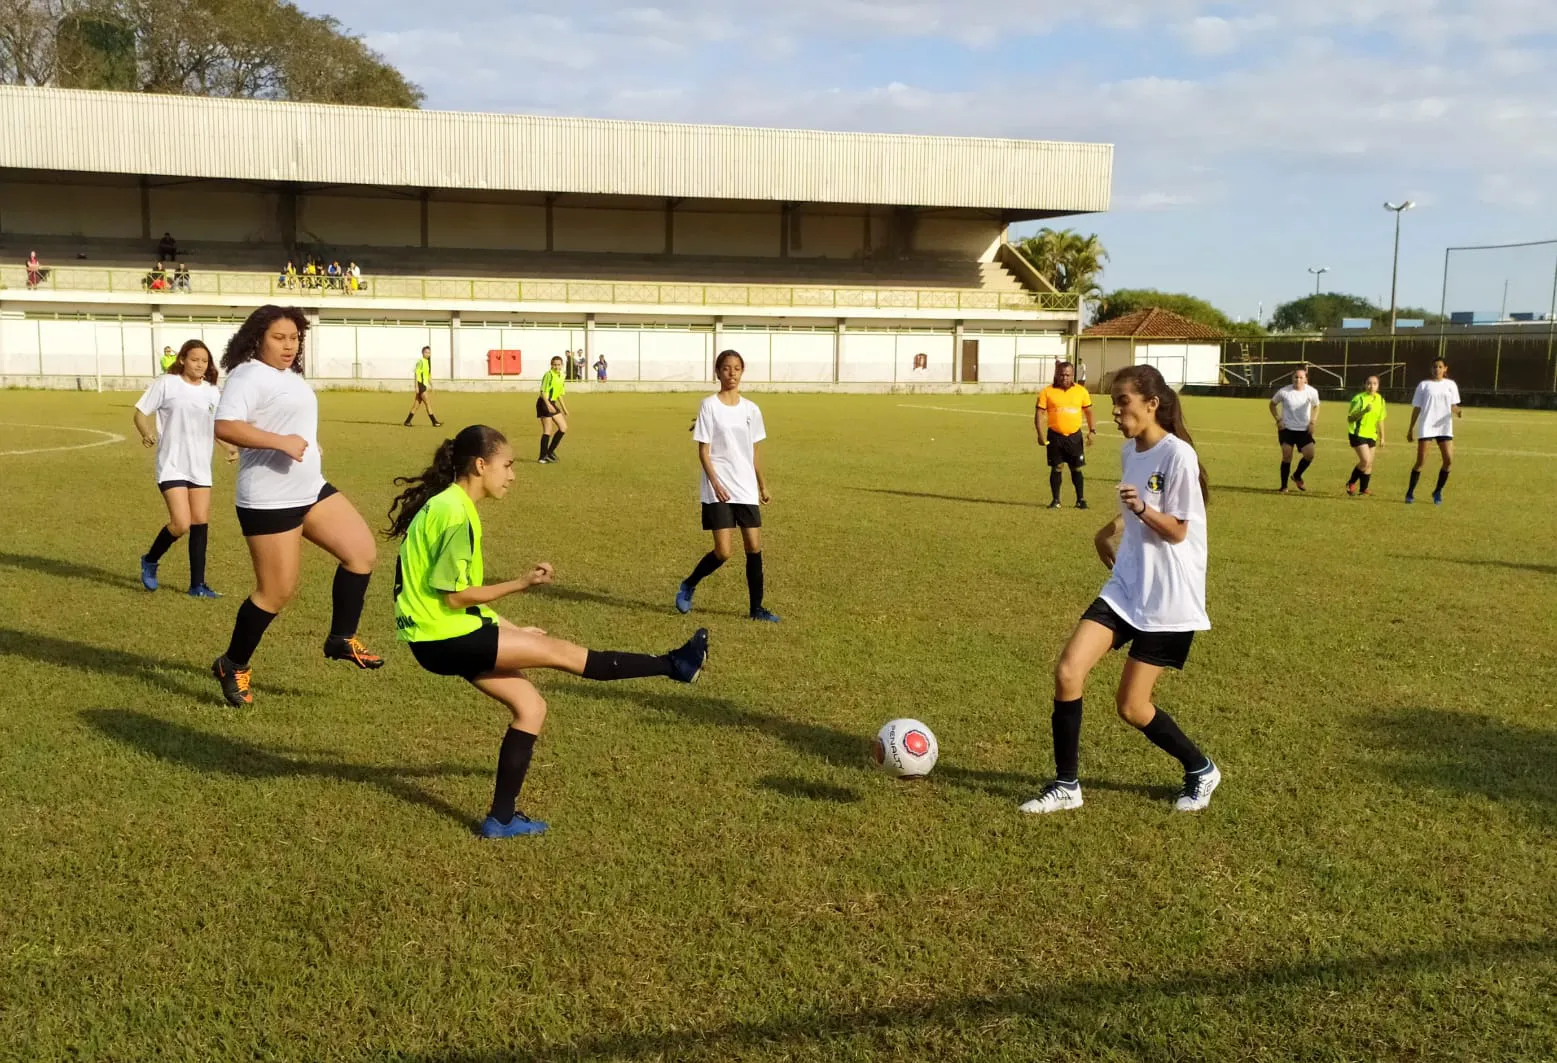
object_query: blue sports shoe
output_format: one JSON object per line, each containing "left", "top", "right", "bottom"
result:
{"left": 749, "top": 607, "right": 782, "bottom": 623}
{"left": 1432, "top": 492, "right": 1443, "bottom": 506}
{"left": 1404, "top": 494, "right": 1415, "bottom": 505}
{"left": 668, "top": 628, "right": 709, "bottom": 684}
{"left": 139, "top": 555, "right": 159, "bottom": 591}
{"left": 480, "top": 813, "right": 548, "bottom": 839}
{"left": 188, "top": 584, "right": 222, "bottom": 599}
{"left": 674, "top": 581, "right": 694, "bottom": 614}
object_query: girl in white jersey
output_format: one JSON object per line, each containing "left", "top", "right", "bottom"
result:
{"left": 1021, "top": 364, "right": 1221, "bottom": 816}
{"left": 210, "top": 305, "right": 384, "bottom": 708}
{"left": 132, "top": 340, "right": 236, "bottom": 598}
{"left": 674, "top": 350, "right": 779, "bottom": 622}
{"left": 1405, "top": 357, "right": 1462, "bottom": 505}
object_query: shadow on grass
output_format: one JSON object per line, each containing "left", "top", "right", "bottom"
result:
{"left": 528, "top": 584, "right": 746, "bottom": 620}
{"left": 1390, "top": 555, "right": 1557, "bottom": 577}
{"left": 404, "top": 934, "right": 1557, "bottom": 1062}
{"left": 0, "top": 628, "right": 308, "bottom": 702}
{"left": 566, "top": 684, "right": 1172, "bottom": 804}
{"left": 1356, "top": 707, "right": 1557, "bottom": 823}
{"left": 850, "top": 487, "right": 1046, "bottom": 510}
{"left": 0, "top": 551, "right": 140, "bottom": 591}
{"left": 1210, "top": 484, "right": 1353, "bottom": 502}
{"left": 757, "top": 775, "right": 862, "bottom": 804}
{"left": 81, "top": 709, "right": 487, "bottom": 830}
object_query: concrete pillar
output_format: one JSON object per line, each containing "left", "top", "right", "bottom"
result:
{"left": 420, "top": 190, "right": 431, "bottom": 249}
{"left": 150, "top": 308, "right": 165, "bottom": 374}
{"left": 953, "top": 319, "right": 965, "bottom": 384}
{"left": 545, "top": 194, "right": 557, "bottom": 253}
{"left": 450, "top": 311, "right": 460, "bottom": 380}
{"left": 835, "top": 318, "right": 846, "bottom": 384}
{"left": 584, "top": 313, "right": 596, "bottom": 367}
{"left": 139, "top": 177, "right": 151, "bottom": 241}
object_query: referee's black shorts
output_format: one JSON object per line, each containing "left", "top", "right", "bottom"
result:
{"left": 1046, "top": 431, "right": 1086, "bottom": 468}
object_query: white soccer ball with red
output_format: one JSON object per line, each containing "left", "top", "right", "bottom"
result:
{"left": 873, "top": 718, "right": 939, "bottom": 778}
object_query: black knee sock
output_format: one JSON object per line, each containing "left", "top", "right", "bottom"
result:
{"left": 582, "top": 649, "right": 674, "bottom": 681}
{"left": 1295, "top": 457, "right": 1313, "bottom": 481}
{"left": 329, "top": 567, "right": 372, "bottom": 639}
{"left": 1347, "top": 466, "right": 1361, "bottom": 486}
{"left": 1408, "top": 469, "right": 1422, "bottom": 496}
{"left": 403, "top": 412, "right": 414, "bottom": 425}
{"left": 1070, "top": 468, "right": 1085, "bottom": 502}
{"left": 1139, "top": 708, "right": 1208, "bottom": 773}
{"left": 1434, "top": 468, "right": 1450, "bottom": 494}
{"left": 489, "top": 727, "right": 538, "bottom": 824}
{"left": 145, "top": 526, "right": 179, "bottom": 563}
{"left": 546, "top": 430, "right": 565, "bottom": 457}
{"left": 1049, "top": 467, "right": 1062, "bottom": 502}
{"left": 685, "top": 550, "right": 725, "bottom": 588}
{"left": 1052, "top": 697, "right": 1082, "bottom": 783}
{"left": 1359, "top": 472, "right": 1372, "bottom": 492}
{"left": 1280, "top": 461, "right": 1291, "bottom": 489}
{"left": 225, "top": 598, "right": 277, "bottom": 667}
{"left": 745, "top": 551, "right": 765, "bottom": 614}
{"left": 539, "top": 433, "right": 551, "bottom": 460}
{"left": 187, "top": 523, "right": 209, "bottom": 588}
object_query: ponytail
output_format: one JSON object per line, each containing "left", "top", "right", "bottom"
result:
{"left": 1113, "top": 364, "right": 1210, "bottom": 504}
{"left": 385, "top": 425, "right": 509, "bottom": 538}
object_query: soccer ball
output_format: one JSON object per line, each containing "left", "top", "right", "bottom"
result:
{"left": 872, "top": 718, "right": 939, "bottom": 779}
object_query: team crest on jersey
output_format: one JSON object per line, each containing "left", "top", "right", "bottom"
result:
{"left": 1146, "top": 473, "right": 1165, "bottom": 492}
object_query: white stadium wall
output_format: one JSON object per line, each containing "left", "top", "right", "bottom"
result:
{"left": 0, "top": 309, "right": 1072, "bottom": 390}
{"left": 1135, "top": 343, "right": 1221, "bottom": 387}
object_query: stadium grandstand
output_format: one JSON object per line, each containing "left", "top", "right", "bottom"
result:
{"left": 0, "top": 85, "right": 1113, "bottom": 390}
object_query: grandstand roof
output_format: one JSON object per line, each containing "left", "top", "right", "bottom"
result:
{"left": 1083, "top": 308, "right": 1225, "bottom": 340}
{"left": 0, "top": 86, "right": 1111, "bottom": 218}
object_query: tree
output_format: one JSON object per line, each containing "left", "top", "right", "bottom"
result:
{"left": 1014, "top": 228, "right": 1108, "bottom": 295}
{"left": 0, "top": 0, "right": 422, "bottom": 107}
{"left": 1270, "top": 293, "right": 1381, "bottom": 332}
{"left": 1092, "top": 288, "right": 1259, "bottom": 334}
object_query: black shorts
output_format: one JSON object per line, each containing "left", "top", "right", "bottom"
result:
{"left": 1278, "top": 428, "right": 1315, "bottom": 448}
{"left": 1046, "top": 431, "right": 1086, "bottom": 468}
{"left": 702, "top": 502, "right": 762, "bottom": 530}
{"left": 408, "top": 623, "right": 500, "bottom": 680}
{"left": 415, "top": 383, "right": 427, "bottom": 397}
{"left": 536, "top": 396, "right": 559, "bottom": 419}
{"left": 1347, "top": 433, "right": 1378, "bottom": 449}
{"left": 1418, "top": 435, "right": 1452, "bottom": 443}
{"left": 1080, "top": 597, "right": 1195, "bottom": 671}
{"left": 157, "top": 479, "right": 209, "bottom": 492}
{"left": 236, "top": 483, "right": 339, "bottom": 537}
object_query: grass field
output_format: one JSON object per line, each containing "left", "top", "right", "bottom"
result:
{"left": 1, "top": 387, "right": 1554, "bottom": 1062}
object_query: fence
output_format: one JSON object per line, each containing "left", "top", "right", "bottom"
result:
{"left": 0, "top": 265, "right": 1081, "bottom": 315}
{"left": 1220, "top": 331, "right": 1557, "bottom": 392}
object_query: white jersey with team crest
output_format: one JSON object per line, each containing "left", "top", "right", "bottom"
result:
{"left": 214, "top": 360, "right": 326, "bottom": 509}
{"left": 134, "top": 375, "right": 220, "bottom": 487}
{"left": 1099, "top": 433, "right": 1210, "bottom": 633}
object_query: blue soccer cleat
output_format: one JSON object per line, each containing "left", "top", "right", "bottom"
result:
{"left": 1432, "top": 492, "right": 1443, "bottom": 506}
{"left": 480, "top": 813, "right": 548, "bottom": 839}
{"left": 668, "top": 628, "right": 709, "bottom": 684}
{"left": 749, "top": 607, "right": 782, "bottom": 623}
{"left": 139, "top": 555, "right": 159, "bottom": 591}
{"left": 674, "top": 581, "right": 694, "bottom": 614}
{"left": 1404, "top": 494, "right": 1415, "bottom": 505}
{"left": 188, "top": 584, "right": 222, "bottom": 599}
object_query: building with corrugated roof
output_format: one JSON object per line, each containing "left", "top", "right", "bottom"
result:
{"left": 0, "top": 86, "right": 1114, "bottom": 390}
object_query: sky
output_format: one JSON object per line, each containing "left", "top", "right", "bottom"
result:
{"left": 297, "top": 0, "right": 1557, "bottom": 321}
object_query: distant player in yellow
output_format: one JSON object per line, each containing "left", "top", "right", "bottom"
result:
{"left": 402, "top": 346, "right": 442, "bottom": 427}
{"left": 1344, "top": 375, "right": 1385, "bottom": 496}
{"left": 1036, "top": 361, "right": 1096, "bottom": 509}
{"left": 536, "top": 355, "right": 570, "bottom": 464}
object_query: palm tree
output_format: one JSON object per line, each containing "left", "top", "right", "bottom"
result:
{"left": 1014, "top": 228, "right": 1108, "bottom": 295}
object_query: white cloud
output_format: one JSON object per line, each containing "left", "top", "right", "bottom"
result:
{"left": 1177, "top": 16, "right": 1239, "bottom": 57}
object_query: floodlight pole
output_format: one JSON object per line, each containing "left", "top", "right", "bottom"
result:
{"left": 1385, "top": 201, "right": 1414, "bottom": 335}
{"left": 1308, "top": 266, "right": 1330, "bottom": 295}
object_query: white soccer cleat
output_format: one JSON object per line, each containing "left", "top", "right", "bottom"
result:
{"left": 1174, "top": 761, "right": 1221, "bottom": 812}
{"left": 1019, "top": 780, "right": 1083, "bottom": 815}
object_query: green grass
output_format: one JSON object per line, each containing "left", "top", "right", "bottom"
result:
{"left": 1, "top": 388, "right": 1554, "bottom": 1062}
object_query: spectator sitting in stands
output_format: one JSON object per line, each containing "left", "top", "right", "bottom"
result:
{"left": 281, "top": 261, "right": 298, "bottom": 291}
{"left": 174, "top": 263, "right": 191, "bottom": 293}
{"left": 303, "top": 261, "right": 319, "bottom": 289}
{"left": 146, "top": 262, "right": 169, "bottom": 292}
{"left": 158, "top": 232, "right": 178, "bottom": 261}
{"left": 328, "top": 261, "right": 343, "bottom": 290}
{"left": 348, "top": 261, "right": 362, "bottom": 292}
{"left": 25, "top": 250, "right": 44, "bottom": 289}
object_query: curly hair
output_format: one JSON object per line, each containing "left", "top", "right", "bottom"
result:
{"left": 221, "top": 305, "right": 310, "bottom": 374}
{"left": 169, "top": 339, "right": 218, "bottom": 385}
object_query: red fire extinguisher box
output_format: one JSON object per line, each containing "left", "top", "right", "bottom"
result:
{"left": 487, "top": 350, "right": 522, "bottom": 375}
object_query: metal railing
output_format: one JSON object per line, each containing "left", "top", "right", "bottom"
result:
{"left": 0, "top": 265, "right": 1081, "bottom": 315}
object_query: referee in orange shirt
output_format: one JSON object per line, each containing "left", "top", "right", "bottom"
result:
{"left": 1036, "top": 361, "right": 1097, "bottom": 509}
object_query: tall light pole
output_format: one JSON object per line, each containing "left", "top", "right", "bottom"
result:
{"left": 1384, "top": 201, "right": 1415, "bottom": 334}
{"left": 1308, "top": 266, "right": 1330, "bottom": 295}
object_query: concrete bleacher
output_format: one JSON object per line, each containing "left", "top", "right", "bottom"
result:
{"left": 1, "top": 234, "right": 1032, "bottom": 293}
